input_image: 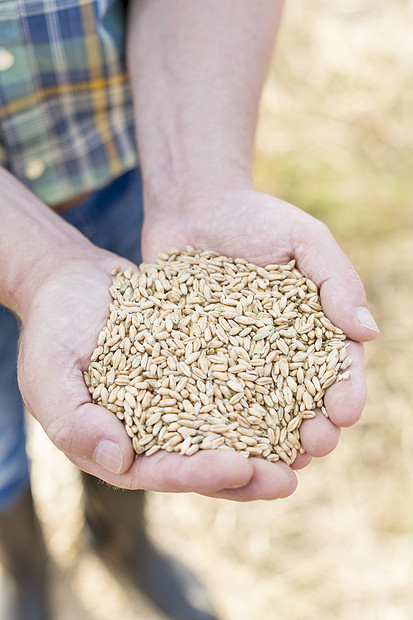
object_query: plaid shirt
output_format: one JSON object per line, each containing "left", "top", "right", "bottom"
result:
{"left": 0, "top": 0, "right": 137, "bottom": 206}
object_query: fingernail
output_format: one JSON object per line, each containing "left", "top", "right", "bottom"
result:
{"left": 93, "top": 440, "right": 123, "bottom": 474}
{"left": 356, "top": 307, "right": 379, "bottom": 333}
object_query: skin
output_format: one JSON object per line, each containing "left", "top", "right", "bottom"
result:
{"left": 0, "top": 0, "right": 378, "bottom": 502}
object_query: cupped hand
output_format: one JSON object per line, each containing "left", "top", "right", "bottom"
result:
{"left": 17, "top": 187, "right": 377, "bottom": 503}
{"left": 141, "top": 187, "right": 379, "bottom": 498}
{"left": 18, "top": 247, "right": 295, "bottom": 500}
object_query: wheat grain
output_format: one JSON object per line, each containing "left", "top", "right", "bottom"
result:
{"left": 85, "top": 247, "right": 351, "bottom": 464}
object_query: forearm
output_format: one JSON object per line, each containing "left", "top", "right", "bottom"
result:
{"left": 0, "top": 167, "right": 93, "bottom": 319}
{"left": 127, "top": 0, "right": 283, "bottom": 214}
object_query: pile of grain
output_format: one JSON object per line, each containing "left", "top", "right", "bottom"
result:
{"left": 84, "top": 248, "right": 351, "bottom": 464}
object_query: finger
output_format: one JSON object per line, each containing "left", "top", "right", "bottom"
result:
{"left": 293, "top": 216, "right": 379, "bottom": 342}
{"left": 46, "top": 401, "right": 136, "bottom": 474}
{"left": 299, "top": 409, "right": 340, "bottom": 457}
{"left": 19, "top": 343, "right": 136, "bottom": 475}
{"left": 204, "top": 459, "right": 297, "bottom": 502}
{"left": 324, "top": 341, "right": 366, "bottom": 427}
{"left": 70, "top": 449, "right": 254, "bottom": 493}
{"left": 133, "top": 450, "right": 254, "bottom": 492}
{"left": 291, "top": 452, "right": 312, "bottom": 470}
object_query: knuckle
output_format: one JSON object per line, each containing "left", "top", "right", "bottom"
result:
{"left": 46, "top": 416, "right": 76, "bottom": 456}
{"left": 313, "top": 218, "right": 330, "bottom": 237}
{"left": 340, "top": 264, "right": 365, "bottom": 292}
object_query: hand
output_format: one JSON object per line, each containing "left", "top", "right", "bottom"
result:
{"left": 141, "top": 187, "right": 378, "bottom": 499}
{"left": 18, "top": 247, "right": 295, "bottom": 500}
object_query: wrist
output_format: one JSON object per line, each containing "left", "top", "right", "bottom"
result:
{"left": 9, "top": 235, "right": 98, "bottom": 323}
{"left": 0, "top": 167, "right": 104, "bottom": 321}
{"left": 142, "top": 167, "right": 253, "bottom": 222}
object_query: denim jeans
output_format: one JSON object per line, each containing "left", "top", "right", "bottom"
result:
{"left": 0, "top": 168, "right": 144, "bottom": 511}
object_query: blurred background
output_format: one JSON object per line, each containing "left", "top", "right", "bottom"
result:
{"left": 11, "top": 0, "right": 413, "bottom": 618}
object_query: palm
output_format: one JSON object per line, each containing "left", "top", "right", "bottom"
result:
{"left": 142, "top": 188, "right": 368, "bottom": 464}
{"left": 18, "top": 254, "right": 129, "bottom": 456}
{"left": 17, "top": 250, "right": 297, "bottom": 500}
{"left": 142, "top": 190, "right": 294, "bottom": 265}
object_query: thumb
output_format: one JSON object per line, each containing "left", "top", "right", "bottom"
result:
{"left": 45, "top": 400, "right": 136, "bottom": 476}
{"left": 19, "top": 352, "right": 135, "bottom": 476}
{"left": 294, "top": 219, "right": 379, "bottom": 342}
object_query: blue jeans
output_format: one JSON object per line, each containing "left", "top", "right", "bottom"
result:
{"left": 0, "top": 168, "right": 144, "bottom": 511}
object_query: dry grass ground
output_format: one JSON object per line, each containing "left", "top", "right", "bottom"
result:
{"left": 5, "top": 1, "right": 413, "bottom": 619}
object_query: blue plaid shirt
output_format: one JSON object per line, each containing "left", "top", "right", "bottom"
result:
{"left": 0, "top": 0, "right": 137, "bottom": 206}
